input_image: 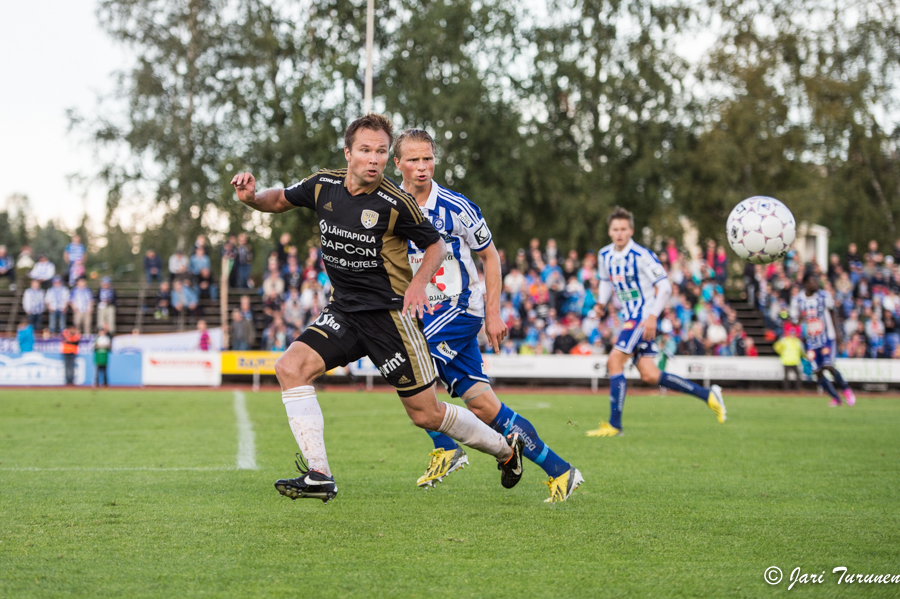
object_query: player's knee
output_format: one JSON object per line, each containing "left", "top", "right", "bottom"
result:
{"left": 273, "top": 354, "right": 291, "bottom": 384}
{"left": 641, "top": 371, "right": 659, "bottom": 385}
{"left": 409, "top": 409, "right": 440, "bottom": 430}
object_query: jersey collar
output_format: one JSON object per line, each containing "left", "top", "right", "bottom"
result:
{"left": 612, "top": 239, "right": 635, "bottom": 258}
{"left": 345, "top": 172, "right": 383, "bottom": 196}
{"left": 400, "top": 180, "right": 440, "bottom": 212}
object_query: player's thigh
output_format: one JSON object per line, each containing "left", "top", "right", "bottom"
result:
{"left": 355, "top": 309, "right": 437, "bottom": 398}
{"left": 282, "top": 306, "right": 364, "bottom": 386}
{"left": 606, "top": 347, "right": 630, "bottom": 374}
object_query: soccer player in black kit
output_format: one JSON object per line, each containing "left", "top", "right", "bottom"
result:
{"left": 231, "top": 114, "right": 524, "bottom": 502}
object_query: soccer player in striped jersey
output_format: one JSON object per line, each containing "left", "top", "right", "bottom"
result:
{"left": 395, "top": 129, "right": 582, "bottom": 502}
{"left": 586, "top": 207, "right": 726, "bottom": 437}
{"left": 790, "top": 273, "right": 856, "bottom": 406}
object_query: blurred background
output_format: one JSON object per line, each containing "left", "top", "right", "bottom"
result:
{"left": 1, "top": 0, "right": 899, "bottom": 383}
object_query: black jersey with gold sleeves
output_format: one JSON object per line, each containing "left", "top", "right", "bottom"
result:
{"left": 284, "top": 169, "right": 441, "bottom": 312}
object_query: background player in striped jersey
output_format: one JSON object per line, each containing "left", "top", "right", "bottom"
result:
{"left": 587, "top": 207, "right": 726, "bottom": 437}
{"left": 395, "top": 129, "right": 582, "bottom": 502}
{"left": 790, "top": 272, "right": 856, "bottom": 406}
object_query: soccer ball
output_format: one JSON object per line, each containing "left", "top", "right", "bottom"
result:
{"left": 726, "top": 196, "right": 796, "bottom": 264}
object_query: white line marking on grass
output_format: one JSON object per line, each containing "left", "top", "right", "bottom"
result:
{"left": 0, "top": 467, "right": 232, "bottom": 472}
{"left": 234, "top": 390, "right": 258, "bottom": 470}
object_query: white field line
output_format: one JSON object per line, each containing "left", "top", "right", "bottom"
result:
{"left": 233, "top": 390, "right": 258, "bottom": 470}
{"left": 0, "top": 467, "right": 231, "bottom": 472}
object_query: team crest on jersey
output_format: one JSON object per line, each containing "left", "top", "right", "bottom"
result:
{"left": 361, "top": 209, "right": 379, "bottom": 229}
{"left": 432, "top": 218, "right": 444, "bottom": 230}
{"left": 623, "top": 320, "right": 636, "bottom": 330}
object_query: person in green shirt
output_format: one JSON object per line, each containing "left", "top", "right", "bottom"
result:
{"left": 94, "top": 326, "right": 111, "bottom": 387}
{"left": 774, "top": 324, "right": 803, "bottom": 391}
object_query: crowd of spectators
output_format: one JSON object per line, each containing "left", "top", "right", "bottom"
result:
{"left": 13, "top": 225, "right": 900, "bottom": 361}
{"left": 487, "top": 237, "right": 754, "bottom": 358}
{"left": 2, "top": 236, "right": 120, "bottom": 341}
{"left": 1, "top": 229, "right": 753, "bottom": 356}
{"left": 754, "top": 239, "right": 900, "bottom": 359}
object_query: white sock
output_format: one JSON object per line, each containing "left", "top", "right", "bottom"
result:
{"left": 437, "top": 402, "right": 510, "bottom": 460}
{"left": 282, "top": 386, "right": 331, "bottom": 477}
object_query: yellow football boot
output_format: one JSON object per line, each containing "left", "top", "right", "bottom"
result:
{"left": 708, "top": 384, "right": 726, "bottom": 423}
{"left": 416, "top": 447, "right": 468, "bottom": 488}
{"left": 543, "top": 467, "right": 584, "bottom": 503}
{"left": 585, "top": 422, "right": 623, "bottom": 437}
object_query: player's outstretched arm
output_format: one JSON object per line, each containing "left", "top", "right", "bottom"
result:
{"left": 404, "top": 238, "right": 446, "bottom": 319}
{"left": 477, "top": 242, "right": 508, "bottom": 352}
{"left": 231, "top": 172, "right": 294, "bottom": 214}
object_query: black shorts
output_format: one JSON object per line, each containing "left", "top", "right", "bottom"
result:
{"left": 297, "top": 304, "right": 437, "bottom": 397}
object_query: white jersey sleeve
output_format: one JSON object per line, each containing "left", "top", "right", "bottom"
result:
{"left": 638, "top": 249, "right": 667, "bottom": 284}
{"left": 597, "top": 249, "right": 611, "bottom": 282}
{"left": 790, "top": 295, "right": 801, "bottom": 322}
{"left": 823, "top": 290, "right": 835, "bottom": 310}
{"left": 452, "top": 201, "right": 492, "bottom": 252}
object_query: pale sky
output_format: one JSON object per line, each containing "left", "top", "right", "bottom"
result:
{"left": 1, "top": 1, "right": 122, "bottom": 231}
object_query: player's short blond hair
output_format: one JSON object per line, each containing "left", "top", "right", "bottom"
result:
{"left": 607, "top": 206, "right": 634, "bottom": 228}
{"left": 345, "top": 113, "right": 394, "bottom": 150}
{"left": 393, "top": 129, "right": 436, "bottom": 160}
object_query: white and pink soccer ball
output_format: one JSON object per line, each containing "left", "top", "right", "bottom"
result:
{"left": 726, "top": 196, "right": 796, "bottom": 264}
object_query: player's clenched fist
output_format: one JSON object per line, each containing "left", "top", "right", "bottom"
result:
{"left": 231, "top": 172, "right": 257, "bottom": 202}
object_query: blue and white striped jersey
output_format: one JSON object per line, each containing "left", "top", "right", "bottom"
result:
{"left": 598, "top": 240, "right": 667, "bottom": 322}
{"left": 405, "top": 182, "right": 492, "bottom": 317}
{"left": 790, "top": 290, "right": 836, "bottom": 350}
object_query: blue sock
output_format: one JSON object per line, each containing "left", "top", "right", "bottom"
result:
{"left": 817, "top": 374, "right": 840, "bottom": 401}
{"left": 609, "top": 373, "right": 627, "bottom": 430}
{"left": 490, "top": 403, "right": 570, "bottom": 478}
{"left": 658, "top": 372, "right": 710, "bottom": 402}
{"left": 830, "top": 369, "right": 849, "bottom": 391}
{"left": 426, "top": 430, "right": 458, "bottom": 451}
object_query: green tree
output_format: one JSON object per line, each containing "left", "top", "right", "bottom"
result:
{"left": 523, "top": 0, "right": 696, "bottom": 252}
{"left": 380, "top": 0, "right": 529, "bottom": 250}
{"left": 71, "top": 0, "right": 232, "bottom": 250}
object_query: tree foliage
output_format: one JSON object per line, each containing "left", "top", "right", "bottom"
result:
{"left": 63, "top": 0, "right": 900, "bottom": 279}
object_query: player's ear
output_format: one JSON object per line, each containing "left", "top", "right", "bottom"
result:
{"left": 344, "top": 145, "right": 352, "bottom": 161}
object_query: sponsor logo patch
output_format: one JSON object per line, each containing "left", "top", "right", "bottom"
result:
{"left": 313, "top": 312, "right": 341, "bottom": 331}
{"left": 376, "top": 190, "right": 397, "bottom": 205}
{"left": 436, "top": 341, "right": 458, "bottom": 360}
{"left": 473, "top": 223, "right": 490, "bottom": 246}
{"left": 323, "top": 201, "right": 333, "bottom": 211}
{"left": 379, "top": 352, "right": 407, "bottom": 377}
{"left": 458, "top": 212, "right": 473, "bottom": 227}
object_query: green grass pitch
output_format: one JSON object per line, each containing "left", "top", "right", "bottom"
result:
{"left": 1, "top": 387, "right": 899, "bottom": 598}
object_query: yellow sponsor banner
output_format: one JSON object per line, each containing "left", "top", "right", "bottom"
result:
{"left": 221, "top": 351, "right": 282, "bottom": 375}
{"left": 220, "top": 350, "right": 348, "bottom": 376}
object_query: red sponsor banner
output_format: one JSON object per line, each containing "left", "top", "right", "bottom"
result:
{"left": 142, "top": 352, "right": 221, "bottom": 386}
